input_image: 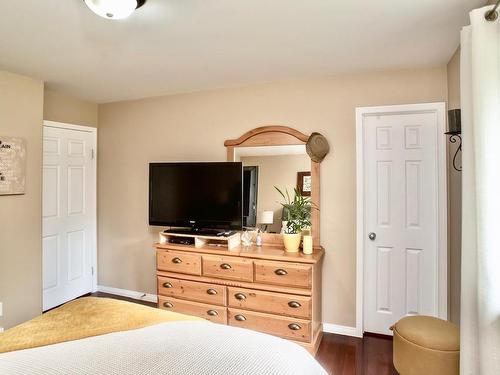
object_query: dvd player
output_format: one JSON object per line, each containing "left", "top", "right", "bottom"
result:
{"left": 167, "top": 236, "right": 195, "bottom": 245}
{"left": 163, "top": 229, "right": 237, "bottom": 237}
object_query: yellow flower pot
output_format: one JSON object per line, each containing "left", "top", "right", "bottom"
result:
{"left": 283, "top": 233, "right": 302, "bottom": 253}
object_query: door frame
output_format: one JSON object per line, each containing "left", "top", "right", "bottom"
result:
{"left": 42, "top": 120, "right": 98, "bottom": 294}
{"left": 355, "top": 102, "right": 447, "bottom": 337}
{"left": 243, "top": 166, "right": 259, "bottom": 227}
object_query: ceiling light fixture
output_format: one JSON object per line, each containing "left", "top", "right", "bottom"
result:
{"left": 84, "top": 0, "right": 146, "bottom": 20}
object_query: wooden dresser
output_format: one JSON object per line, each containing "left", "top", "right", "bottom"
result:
{"left": 155, "top": 242, "right": 324, "bottom": 354}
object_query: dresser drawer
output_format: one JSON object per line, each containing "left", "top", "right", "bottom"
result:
{"left": 157, "top": 250, "right": 201, "bottom": 275}
{"left": 158, "top": 296, "right": 227, "bottom": 324}
{"left": 228, "top": 308, "right": 311, "bottom": 342}
{"left": 227, "top": 287, "right": 311, "bottom": 319}
{"left": 254, "top": 260, "right": 312, "bottom": 288}
{"left": 202, "top": 255, "right": 253, "bottom": 282}
{"left": 158, "top": 276, "right": 226, "bottom": 306}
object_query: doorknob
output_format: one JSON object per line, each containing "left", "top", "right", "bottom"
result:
{"left": 368, "top": 232, "right": 377, "bottom": 241}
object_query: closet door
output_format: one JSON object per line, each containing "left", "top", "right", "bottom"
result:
{"left": 42, "top": 123, "right": 96, "bottom": 311}
{"left": 359, "top": 103, "right": 446, "bottom": 335}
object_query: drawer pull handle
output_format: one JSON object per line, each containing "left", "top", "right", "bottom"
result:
{"left": 207, "top": 310, "right": 219, "bottom": 317}
{"left": 234, "top": 314, "right": 247, "bottom": 322}
{"left": 288, "top": 301, "right": 302, "bottom": 308}
{"left": 162, "top": 282, "right": 173, "bottom": 288}
{"left": 288, "top": 323, "right": 302, "bottom": 331}
{"left": 234, "top": 293, "right": 247, "bottom": 301}
{"left": 171, "top": 257, "right": 182, "bottom": 264}
{"left": 220, "top": 263, "right": 232, "bottom": 270}
{"left": 163, "top": 302, "right": 174, "bottom": 308}
{"left": 275, "top": 268, "right": 288, "bottom": 276}
{"left": 206, "top": 288, "right": 218, "bottom": 295}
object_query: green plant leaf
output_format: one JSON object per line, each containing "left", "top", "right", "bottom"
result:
{"left": 274, "top": 186, "right": 318, "bottom": 234}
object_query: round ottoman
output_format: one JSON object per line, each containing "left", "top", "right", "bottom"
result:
{"left": 393, "top": 316, "right": 459, "bottom": 375}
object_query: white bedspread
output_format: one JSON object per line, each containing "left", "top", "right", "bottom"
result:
{"left": 0, "top": 321, "right": 327, "bottom": 375}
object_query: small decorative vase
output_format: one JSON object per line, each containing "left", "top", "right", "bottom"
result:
{"left": 241, "top": 230, "right": 252, "bottom": 247}
{"left": 283, "top": 233, "right": 301, "bottom": 253}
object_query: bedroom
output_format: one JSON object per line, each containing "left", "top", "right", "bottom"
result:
{"left": 0, "top": 0, "right": 499, "bottom": 374}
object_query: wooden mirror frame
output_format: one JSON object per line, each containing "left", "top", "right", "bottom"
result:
{"left": 225, "top": 126, "right": 321, "bottom": 248}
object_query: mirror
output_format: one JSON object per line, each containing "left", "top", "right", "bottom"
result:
{"left": 234, "top": 145, "right": 311, "bottom": 233}
{"left": 225, "top": 126, "right": 323, "bottom": 248}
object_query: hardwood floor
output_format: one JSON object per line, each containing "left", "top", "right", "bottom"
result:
{"left": 316, "top": 331, "right": 398, "bottom": 375}
{"left": 91, "top": 292, "right": 398, "bottom": 375}
{"left": 90, "top": 291, "right": 157, "bottom": 307}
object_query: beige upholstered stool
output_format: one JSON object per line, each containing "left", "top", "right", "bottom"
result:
{"left": 393, "top": 316, "right": 459, "bottom": 375}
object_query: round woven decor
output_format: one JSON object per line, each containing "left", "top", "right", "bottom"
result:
{"left": 306, "top": 132, "right": 330, "bottom": 162}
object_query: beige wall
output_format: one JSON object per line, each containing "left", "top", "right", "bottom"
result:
{"left": 241, "top": 154, "right": 311, "bottom": 233}
{"left": 98, "top": 67, "right": 447, "bottom": 327}
{"left": 43, "top": 89, "right": 98, "bottom": 127}
{"left": 0, "top": 71, "right": 44, "bottom": 329}
{"left": 447, "top": 49, "right": 461, "bottom": 110}
{"left": 446, "top": 48, "right": 462, "bottom": 325}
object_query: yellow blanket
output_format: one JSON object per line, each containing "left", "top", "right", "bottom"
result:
{"left": 0, "top": 297, "right": 201, "bottom": 354}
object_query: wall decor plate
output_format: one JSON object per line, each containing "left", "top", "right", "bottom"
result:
{"left": 0, "top": 137, "right": 27, "bottom": 195}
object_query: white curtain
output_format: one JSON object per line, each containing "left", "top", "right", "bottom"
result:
{"left": 460, "top": 5, "right": 500, "bottom": 375}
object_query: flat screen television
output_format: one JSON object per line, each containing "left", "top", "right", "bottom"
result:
{"left": 149, "top": 162, "right": 243, "bottom": 232}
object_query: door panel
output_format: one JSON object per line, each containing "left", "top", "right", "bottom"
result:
{"left": 405, "top": 161, "right": 422, "bottom": 228}
{"left": 376, "top": 246, "right": 392, "bottom": 313}
{"left": 42, "top": 235, "right": 59, "bottom": 290}
{"left": 42, "top": 166, "right": 60, "bottom": 218}
{"left": 42, "top": 125, "right": 96, "bottom": 311}
{"left": 363, "top": 110, "right": 441, "bottom": 335}
{"left": 68, "top": 166, "right": 85, "bottom": 215}
{"left": 405, "top": 248, "right": 422, "bottom": 315}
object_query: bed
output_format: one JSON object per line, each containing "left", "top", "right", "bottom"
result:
{"left": 0, "top": 297, "right": 326, "bottom": 374}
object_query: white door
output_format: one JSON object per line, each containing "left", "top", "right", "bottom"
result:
{"left": 42, "top": 123, "right": 96, "bottom": 311}
{"left": 358, "top": 103, "right": 446, "bottom": 335}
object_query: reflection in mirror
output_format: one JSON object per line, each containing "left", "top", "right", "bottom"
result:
{"left": 235, "top": 145, "right": 311, "bottom": 233}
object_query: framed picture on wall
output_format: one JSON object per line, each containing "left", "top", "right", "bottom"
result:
{"left": 0, "top": 137, "right": 26, "bottom": 195}
{"left": 297, "top": 171, "right": 311, "bottom": 197}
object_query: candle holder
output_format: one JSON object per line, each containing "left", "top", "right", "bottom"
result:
{"left": 445, "top": 109, "right": 462, "bottom": 172}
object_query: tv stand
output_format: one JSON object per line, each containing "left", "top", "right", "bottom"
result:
{"left": 159, "top": 230, "right": 241, "bottom": 250}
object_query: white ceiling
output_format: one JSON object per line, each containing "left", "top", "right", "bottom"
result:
{"left": 0, "top": 0, "right": 485, "bottom": 103}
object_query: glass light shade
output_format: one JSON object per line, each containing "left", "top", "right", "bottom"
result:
{"left": 259, "top": 211, "right": 274, "bottom": 225}
{"left": 84, "top": 0, "right": 138, "bottom": 20}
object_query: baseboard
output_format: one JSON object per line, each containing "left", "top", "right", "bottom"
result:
{"left": 97, "top": 285, "right": 158, "bottom": 304}
{"left": 323, "top": 323, "right": 361, "bottom": 338}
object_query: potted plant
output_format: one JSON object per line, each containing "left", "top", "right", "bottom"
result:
{"left": 275, "top": 187, "right": 314, "bottom": 253}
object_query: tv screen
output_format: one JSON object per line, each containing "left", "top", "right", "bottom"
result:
{"left": 149, "top": 162, "right": 243, "bottom": 230}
